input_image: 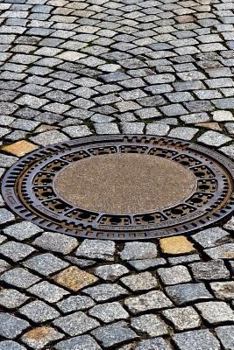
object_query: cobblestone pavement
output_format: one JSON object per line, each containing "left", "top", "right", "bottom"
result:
{"left": 0, "top": 0, "right": 234, "bottom": 349}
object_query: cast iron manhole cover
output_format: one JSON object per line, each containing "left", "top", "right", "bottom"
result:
{"left": 2, "top": 135, "right": 234, "bottom": 240}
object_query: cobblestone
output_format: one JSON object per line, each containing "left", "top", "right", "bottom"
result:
{"left": 76, "top": 239, "right": 115, "bottom": 261}
{"left": 89, "top": 302, "right": 129, "bottom": 323}
{"left": 55, "top": 335, "right": 101, "bottom": 350}
{"left": 190, "top": 260, "right": 230, "bottom": 281}
{"left": 0, "top": 268, "right": 40, "bottom": 289}
{"left": 131, "top": 314, "right": 169, "bottom": 337}
{"left": 0, "top": 313, "right": 29, "bottom": 339}
{"left": 24, "top": 253, "right": 68, "bottom": 276}
{"left": 28, "top": 281, "right": 69, "bottom": 303}
{"left": 196, "top": 301, "right": 234, "bottom": 325}
{"left": 53, "top": 311, "right": 99, "bottom": 336}
{"left": 21, "top": 326, "right": 63, "bottom": 349}
{"left": 91, "top": 321, "right": 138, "bottom": 348}
{"left": 166, "top": 283, "right": 212, "bottom": 305}
{"left": 33, "top": 231, "right": 78, "bottom": 254}
{"left": 173, "top": 330, "right": 220, "bottom": 350}
{"left": 3, "top": 221, "right": 42, "bottom": 241}
{"left": 93, "top": 264, "right": 129, "bottom": 281}
{"left": 215, "top": 326, "right": 234, "bottom": 350}
{"left": 125, "top": 291, "right": 173, "bottom": 314}
{"left": 163, "top": 307, "right": 201, "bottom": 331}
{"left": 120, "top": 272, "right": 158, "bottom": 291}
{"left": 19, "top": 300, "right": 60, "bottom": 323}
{"left": 120, "top": 242, "right": 157, "bottom": 261}
{"left": 0, "top": 288, "right": 29, "bottom": 309}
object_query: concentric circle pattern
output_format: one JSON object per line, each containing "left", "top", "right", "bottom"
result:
{"left": 2, "top": 135, "right": 234, "bottom": 240}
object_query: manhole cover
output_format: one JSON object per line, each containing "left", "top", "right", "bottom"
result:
{"left": 2, "top": 135, "right": 234, "bottom": 240}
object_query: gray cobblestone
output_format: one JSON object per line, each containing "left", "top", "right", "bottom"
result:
{"left": 125, "top": 290, "right": 173, "bottom": 314}
{"left": 55, "top": 335, "right": 101, "bottom": 350}
{"left": 19, "top": 300, "right": 60, "bottom": 323}
{"left": 166, "top": 283, "right": 212, "bottom": 305}
{"left": 131, "top": 314, "right": 169, "bottom": 337}
{"left": 89, "top": 302, "right": 129, "bottom": 323}
{"left": 33, "top": 231, "right": 78, "bottom": 254}
{"left": 53, "top": 311, "right": 99, "bottom": 336}
{"left": 28, "top": 281, "right": 69, "bottom": 303}
{"left": 163, "top": 307, "right": 201, "bottom": 331}
{"left": 173, "top": 330, "right": 220, "bottom": 350}
{"left": 215, "top": 326, "right": 234, "bottom": 350}
{"left": 3, "top": 221, "right": 42, "bottom": 241}
{"left": 0, "top": 288, "right": 29, "bottom": 309}
{"left": 24, "top": 253, "right": 68, "bottom": 276}
{"left": 0, "top": 268, "right": 40, "bottom": 289}
{"left": 91, "top": 321, "right": 138, "bottom": 348}
{"left": 196, "top": 301, "right": 234, "bottom": 324}
{"left": 0, "top": 313, "right": 29, "bottom": 339}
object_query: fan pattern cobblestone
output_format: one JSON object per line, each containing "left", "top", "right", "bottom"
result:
{"left": 0, "top": 0, "right": 234, "bottom": 349}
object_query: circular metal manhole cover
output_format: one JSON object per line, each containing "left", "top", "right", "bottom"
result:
{"left": 2, "top": 135, "right": 234, "bottom": 240}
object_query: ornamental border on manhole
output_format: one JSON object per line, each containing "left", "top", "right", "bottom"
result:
{"left": 1, "top": 135, "right": 234, "bottom": 240}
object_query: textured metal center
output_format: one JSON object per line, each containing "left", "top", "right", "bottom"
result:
{"left": 2, "top": 135, "right": 234, "bottom": 240}
{"left": 54, "top": 154, "right": 197, "bottom": 214}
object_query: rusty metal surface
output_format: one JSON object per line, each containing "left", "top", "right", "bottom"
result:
{"left": 2, "top": 135, "right": 234, "bottom": 240}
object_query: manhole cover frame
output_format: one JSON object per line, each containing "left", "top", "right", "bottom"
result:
{"left": 1, "top": 134, "right": 234, "bottom": 240}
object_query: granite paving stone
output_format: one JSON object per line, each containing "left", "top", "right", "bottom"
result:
{"left": 163, "top": 306, "right": 201, "bottom": 331}
{"left": 53, "top": 311, "right": 100, "bottom": 336}
{"left": 53, "top": 266, "right": 98, "bottom": 291}
{"left": 55, "top": 335, "right": 102, "bottom": 350}
{"left": 158, "top": 265, "right": 192, "bottom": 285}
{"left": 0, "top": 241, "right": 35, "bottom": 262}
{"left": 19, "top": 300, "right": 60, "bottom": 323}
{"left": 91, "top": 321, "right": 138, "bottom": 348}
{"left": 0, "top": 313, "right": 29, "bottom": 339}
{"left": 134, "top": 338, "right": 173, "bottom": 350}
{"left": 196, "top": 301, "right": 234, "bottom": 324}
{"left": 93, "top": 264, "right": 129, "bottom": 281}
{"left": 197, "top": 131, "right": 232, "bottom": 147}
{"left": 57, "top": 295, "right": 95, "bottom": 313}
{"left": 21, "top": 326, "right": 63, "bottom": 350}
{"left": 125, "top": 290, "right": 173, "bottom": 314}
{"left": 0, "top": 267, "right": 40, "bottom": 289}
{"left": 27, "top": 281, "right": 69, "bottom": 303}
{"left": 0, "top": 341, "right": 27, "bottom": 350}
{"left": 76, "top": 239, "right": 115, "bottom": 261}
{"left": 215, "top": 326, "right": 234, "bottom": 350}
{"left": 120, "top": 272, "right": 158, "bottom": 291}
{"left": 192, "top": 227, "right": 230, "bottom": 248}
{"left": 89, "top": 302, "right": 129, "bottom": 323}
{"left": 166, "top": 283, "right": 212, "bottom": 305}
{"left": 190, "top": 260, "right": 230, "bottom": 281}
{"left": 210, "top": 281, "right": 234, "bottom": 300}
{"left": 131, "top": 314, "right": 169, "bottom": 337}
{"left": 33, "top": 231, "right": 78, "bottom": 254}
{"left": 0, "top": 288, "right": 29, "bottom": 309}
{"left": 160, "top": 236, "right": 195, "bottom": 255}
{"left": 83, "top": 283, "right": 128, "bottom": 302}
{"left": 23, "top": 253, "right": 69, "bottom": 276}
{"left": 3, "top": 221, "right": 42, "bottom": 241}
{"left": 120, "top": 242, "right": 157, "bottom": 261}
{"left": 0, "top": 208, "right": 15, "bottom": 224}
{"left": 204, "top": 243, "right": 234, "bottom": 260}
{"left": 173, "top": 330, "right": 221, "bottom": 350}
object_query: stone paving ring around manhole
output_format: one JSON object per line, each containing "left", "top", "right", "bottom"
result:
{"left": 1, "top": 135, "right": 234, "bottom": 240}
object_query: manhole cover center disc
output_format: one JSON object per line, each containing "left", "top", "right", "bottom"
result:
{"left": 54, "top": 154, "right": 197, "bottom": 214}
